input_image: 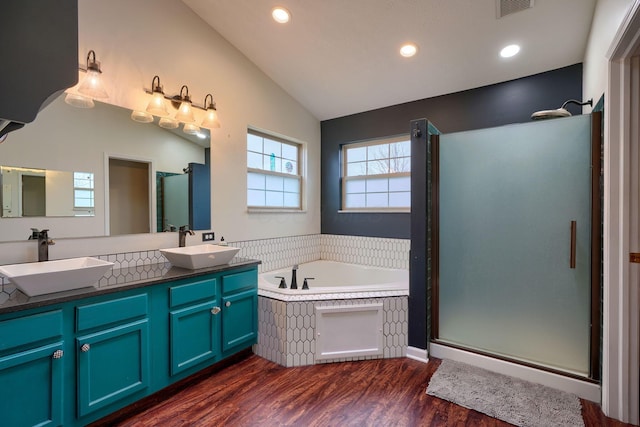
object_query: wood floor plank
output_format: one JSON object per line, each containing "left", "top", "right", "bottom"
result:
{"left": 100, "top": 355, "right": 634, "bottom": 427}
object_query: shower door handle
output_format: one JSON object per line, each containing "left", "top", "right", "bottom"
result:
{"left": 570, "top": 220, "right": 577, "bottom": 269}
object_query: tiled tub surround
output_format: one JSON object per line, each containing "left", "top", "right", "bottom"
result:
{"left": 255, "top": 260, "right": 409, "bottom": 367}
{"left": 256, "top": 296, "right": 408, "bottom": 367}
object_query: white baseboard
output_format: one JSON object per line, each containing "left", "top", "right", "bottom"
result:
{"left": 406, "top": 346, "right": 429, "bottom": 363}
{"left": 429, "top": 343, "right": 601, "bottom": 403}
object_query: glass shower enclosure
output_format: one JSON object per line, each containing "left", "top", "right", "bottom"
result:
{"left": 430, "top": 113, "right": 601, "bottom": 378}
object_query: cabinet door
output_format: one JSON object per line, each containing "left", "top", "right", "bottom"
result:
{"left": 0, "top": 342, "right": 64, "bottom": 427}
{"left": 77, "top": 319, "right": 149, "bottom": 417}
{"left": 222, "top": 289, "right": 257, "bottom": 352}
{"left": 170, "top": 299, "right": 220, "bottom": 375}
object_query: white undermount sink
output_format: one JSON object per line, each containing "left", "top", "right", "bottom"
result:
{"left": 160, "top": 244, "right": 240, "bottom": 270}
{"left": 0, "top": 257, "right": 114, "bottom": 297}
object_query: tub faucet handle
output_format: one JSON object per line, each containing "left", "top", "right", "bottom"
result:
{"left": 275, "top": 276, "right": 287, "bottom": 288}
{"left": 302, "top": 277, "right": 314, "bottom": 290}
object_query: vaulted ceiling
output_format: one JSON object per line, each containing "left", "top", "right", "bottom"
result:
{"left": 183, "top": 0, "right": 597, "bottom": 120}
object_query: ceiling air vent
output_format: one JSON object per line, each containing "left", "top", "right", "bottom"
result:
{"left": 497, "top": 0, "right": 534, "bottom": 18}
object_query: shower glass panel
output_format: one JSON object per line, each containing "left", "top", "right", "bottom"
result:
{"left": 438, "top": 115, "right": 592, "bottom": 376}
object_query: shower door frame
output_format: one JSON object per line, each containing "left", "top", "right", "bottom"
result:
{"left": 430, "top": 112, "right": 602, "bottom": 381}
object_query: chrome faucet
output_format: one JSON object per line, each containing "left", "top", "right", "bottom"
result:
{"left": 30, "top": 228, "right": 55, "bottom": 262}
{"left": 178, "top": 225, "right": 195, "bottom": 247}
{"left": 290, "top": 265, "right": 299, "bottom": 289}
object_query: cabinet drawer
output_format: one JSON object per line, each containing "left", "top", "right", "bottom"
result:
{"left": 0, "top": 310, "right": 63, "bottom": 353}
{"left": 222, "top": 270, "right": 257, "bottom": 295}
{"left": 169, "top": 277, "right": 217, "bottom": 308}
{"left": 76, "top": 294, "right": 148, "bottom": 332}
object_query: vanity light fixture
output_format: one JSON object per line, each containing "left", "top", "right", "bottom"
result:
{"left": 174, "top": 85, "right": 196, "bottom": 124}
{"left": 145, "top": 75, "right": 170, "bottom": 117}
{"left": 77, "top": 50, "right": 109, "bottom": 99}
{"left": 135, "top": 76, "right": 222, "bottom": 130}
{"left": 200, "top": 94, "right": 221, "bottom": 129}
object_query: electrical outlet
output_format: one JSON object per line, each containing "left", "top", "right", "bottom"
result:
{"left": 202, "top": 232, "right": 215, "bottom": 242}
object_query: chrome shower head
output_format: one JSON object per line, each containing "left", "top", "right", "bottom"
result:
{"left": 531, "top": 98, "right": 593, "bottom": 120}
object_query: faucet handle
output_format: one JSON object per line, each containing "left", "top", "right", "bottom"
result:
{"left": 302, "top": 277, "right": 314, "bottom": 290}
{"left": 275, "top": 276, "right": 287, "bottom": 289}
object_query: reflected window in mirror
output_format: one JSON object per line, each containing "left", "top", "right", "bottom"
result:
{"left": 73, "top": 172, "right": 95, "bottom": 216}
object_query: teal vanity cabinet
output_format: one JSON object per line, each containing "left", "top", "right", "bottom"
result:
{"left": 0, "top": 262, "right": 259, "bottom": 426}
{"left": 0, "top": 310, "right": 65, "bottom": 427}
{"left": 75, "top": 294, "right": 150, "bottom": 417}
{"left": 168, "top": 276, "right": 221, "bottom": 376}
{"left": 221, "top": 270, "right": 258, "bottom": 353}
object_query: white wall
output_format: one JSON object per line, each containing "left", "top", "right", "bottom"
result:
{"left": 582, "top": 0, "right": 635, "bottom": 104}
{"left": 0, "top": 0, "right": 320, "bottom": 263}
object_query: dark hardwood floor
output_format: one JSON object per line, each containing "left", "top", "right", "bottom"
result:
{"left": 102, "top": 355, "right": 633, "bottom": 427}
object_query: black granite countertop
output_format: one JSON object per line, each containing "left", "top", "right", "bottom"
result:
{"left": 0, "top": 258, "right": 261, "bottom": 315}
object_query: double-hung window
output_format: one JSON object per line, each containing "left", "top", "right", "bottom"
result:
{"left": 247, "top": 129, "right": 303, "bottom": 210}
{"left": 73, "top": 171, "right": 95, "bottom": 215}
{"left": 342, "top": 135, "right": 411, "bottom": 211}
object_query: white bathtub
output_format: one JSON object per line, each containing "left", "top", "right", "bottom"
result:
{"left": 258, "top": 260, "right": 409, "bottom": 296}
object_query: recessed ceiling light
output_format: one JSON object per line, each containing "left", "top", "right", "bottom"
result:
{"left": 400, "top": 43, "right": 418, "bottom": 58}
{"left": 272, "top": 7, "right": 291, "bottom": 24}
{"left": 500, "top": 44, "right": 520, "bottom": 58}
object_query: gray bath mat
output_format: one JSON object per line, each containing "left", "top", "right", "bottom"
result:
{"left": 426, "top": 359, "right": 584, "bottom": 427}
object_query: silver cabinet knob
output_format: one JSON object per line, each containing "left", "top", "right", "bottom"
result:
{"left": 211, "top": 306, "right": 221, "bottom": 315}
{"left": 52, "top": 349, "right": 64, "bottom": 359}
{"left": 81, "top": 343, "right": 90, "bottom": 352}
{"left": 225, "top": 301, "right": 231, "bottom": 307}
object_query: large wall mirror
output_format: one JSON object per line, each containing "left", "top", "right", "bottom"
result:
{"left": 0, "top": 95, "right": 211, "bottom": 242}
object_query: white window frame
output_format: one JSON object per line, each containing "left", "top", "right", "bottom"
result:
{"left": 247, "top": 128, "right": 304, "bottom": 212}
{"left": 341, "top": 134, "right": 411, "bottom": 213}
{"left": 73, "top": 171, "right": 95, "bottom": 215}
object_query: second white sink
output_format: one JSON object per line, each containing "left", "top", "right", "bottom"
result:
{"left": 160, "top": 244, "right": 240, "bottom": 270}
{"left": 0, "top": 257, "right": 114, "bottom": 297}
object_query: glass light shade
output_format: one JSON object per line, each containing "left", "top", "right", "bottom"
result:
{"left": 145, "top": 92, "right": 169, "bottom": 117}
{"left": 175, "top": 101, "right": 195, "bottom": 123}
{"left": 201, "top": 108, "right": 221, "bottom": 129}
{"left": 77, "top": 69, "right": 109, "bottom": 99}
{"left": 131, "top": 110, "right": 154, "bottom": 123}
{"left": 158, "top": 117, "right": 179, "bottom": 129}
{"left": 64, "top": 93, "right": 95, "bottom": 108}
{"left": 183, "top": 123, "right": 201, "bottom": 135}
